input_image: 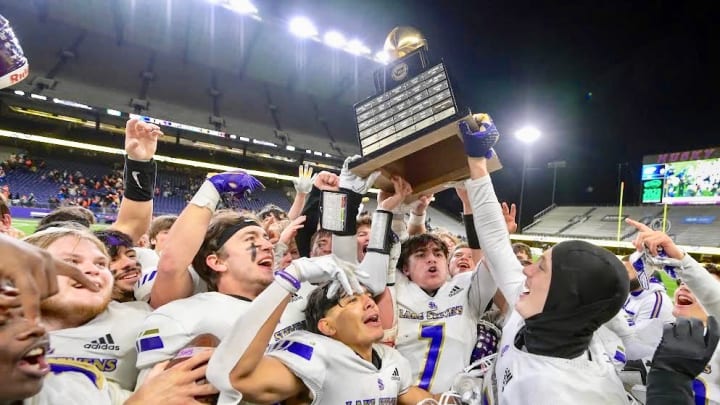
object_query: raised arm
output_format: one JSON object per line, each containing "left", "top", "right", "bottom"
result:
{"left": 206, "top": 256, "right": 361, "bottom": 403}
{"left": 150, "top": 171, "right": 262, "bottom": 308}
{"left": 287, "top": 163, "right": 314, "bottom": 220}
{"left": 111, "top": 118, "right": 160, "bottom": 243}
{"left": 627, "top": 218, "right": 720, "bottom": 319}
{"left": 461, "top": 115, "right": 525, "bottom": 307}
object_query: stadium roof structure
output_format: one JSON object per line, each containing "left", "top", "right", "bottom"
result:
{"left": 1, "top": 0, "right": 383, "bottom": 157}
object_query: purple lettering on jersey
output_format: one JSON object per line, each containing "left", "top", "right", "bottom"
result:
{"left": 49, "top": 362, "right": 101, "bottom": 387}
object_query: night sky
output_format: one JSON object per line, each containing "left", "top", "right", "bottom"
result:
{"left": 274, "top": 0, "right": 720, "bottom": 225}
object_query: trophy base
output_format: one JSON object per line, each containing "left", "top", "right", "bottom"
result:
{"left": 349, "top": 113, "right": 502, "bottom": 202}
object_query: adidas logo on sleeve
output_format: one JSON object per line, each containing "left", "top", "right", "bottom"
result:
{"left": 84, "top": 334, "right": 120, "bottom": 351}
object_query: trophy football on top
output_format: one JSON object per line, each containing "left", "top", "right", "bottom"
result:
{"left": 349, "top": 26, "right": 502, "bottom": 200}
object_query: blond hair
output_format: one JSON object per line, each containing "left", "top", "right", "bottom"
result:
{"left": 24, "top": 227, "right": 109, "bottom": 259}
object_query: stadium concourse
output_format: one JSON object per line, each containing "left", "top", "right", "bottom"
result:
{"left": 1, "top": 1, "right": 720, "bottom": 405}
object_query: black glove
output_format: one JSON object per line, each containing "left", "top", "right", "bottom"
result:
{"left": 651, "top": 316, "right": 719, "bottom": 378}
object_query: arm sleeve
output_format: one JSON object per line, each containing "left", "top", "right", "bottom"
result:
{"left": 205, "top": 282, "right": 293, "bottom": 397}
{"left": 296, "top": 186, "right": 322, "bottom": 257}
{"left": 646, "top": 369, "right": 694, "bottom": 405}
{"left": 135, "top": 313, "right": 192, "bottom": 369}
{"left": 467, "top": 261, "right": 497, "bottom": 318}
{"left": 605, "top": 311, "right": 663, "bottom": 361}
{"left": 465, "top": 176, "right": 525, "bottom": 308}
{"left": 677, "top": 254, "right": 720, "bottom": 319}
{"left": 266, "top": 334, "right": 327, "bottom": 398}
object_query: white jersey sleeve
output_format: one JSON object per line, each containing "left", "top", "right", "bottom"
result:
{"left": 47, "top": 301, "right": 150, "bottom": 391}
{"left": 623, "top": 283, "right": 674, "bottom": 327}
{"left": 467, "top": 260, "right": 497, "bottom": 318}
{"left": 135, "top": 265, "right": 207, "bottom": 302}
{"left": 465, "top": 176, "right": 525, "bottom": 308}
{"left": 267, "top": 331, "right": 412, "bottom": 404}
{"left": 23, "top": 359, "right": 112, "bottom": 405}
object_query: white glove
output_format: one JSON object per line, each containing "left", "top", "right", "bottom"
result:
{"left": 285, "top": 255, "right": 367, "bottom": 297}
{"left": 340, "top": 155, "right": 380, "bottom": 194}
{"left": 292, "top": 163, "right": 315, "bottom": 194}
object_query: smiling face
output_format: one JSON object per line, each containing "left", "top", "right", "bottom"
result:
{"left": 211, "top": 225, "right": 275, "bottom": 296}
{"left": 37, "top": 234, "right": 114, "bottom": 329}
{"left": 356, "top": 224, "right": 370, "bottom": 262}
{"left": 109, "top": 246, "right": 141, "bottom": 301}
{"left": 0, "top": 300, "right": 50, "bottom": 401}
{"left": 516, "top": 248, "right": 553, "bottom": 319}
{"left": 449, "top": 246, "right": 475, "bottom": 276}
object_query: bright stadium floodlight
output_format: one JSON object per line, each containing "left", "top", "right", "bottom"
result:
{"left": 224, "top": 0, "right": 258, "bottom": 14}
{"left": 375, "top": 50, "right": 390, "bottom": 64}
{"left": 323, "top": 31, "right": 346, "bottom": 48}
{"left": 346, "top": 39, "right": 370, "bottom": 55}
{"left": 514, "top": 126, "right": 541, "bottom": 144}
{"left": 289, "top": 17, "right": 318, "bottom": 39}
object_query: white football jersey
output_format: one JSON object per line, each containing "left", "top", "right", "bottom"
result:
{"left": 391, "top": 267, "right": 495, "bottom": 393}
{"left": 267, "top": 330, "right": 413, "bottom": 404}
{"left": 692, "top": 346, "right": 720, "bottom": 405}
{"left": 136, "top": 285, "right": 314, "bottom": 369}
{"left": 487, "top": 311, "right": 629, "bottom": 405}
{"left": 134, "top": 265, "right": 207, "bottom": 302}
{"left": 23, "top": 359, "right": 112, "bottom": 405}
{"left": 47, "top": 300, "right": 150, "bottom": 391}
{"left": 622, "top": 282, "right": 674, "bottom": 327}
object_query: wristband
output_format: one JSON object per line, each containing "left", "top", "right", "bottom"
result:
{"left": 409, "top": 211, "right": 426, "bottom": 227}
{"left": 463, "top": 214, "right": 481, "bottom": 249}
{"left": 320, "top": 189, "right": 362, "bottom": 235}
{"left": 189, "top": 180, "right": 221, "bottom": 213}
{"left": 367, "top": 210, "right": 393, "bottom": 254}
{"left": 123, "top": 156, "right": 156, "bottom": 201}
{"left": 274, "top": 269, "right": 301, "bottom": 293}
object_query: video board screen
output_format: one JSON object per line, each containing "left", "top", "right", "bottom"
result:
{"left": 641, "top": 147, "right": 720, "bottom": 205}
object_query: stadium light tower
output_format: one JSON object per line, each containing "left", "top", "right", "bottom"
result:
{"left": 289, "top": 17, "right": 318, "bottom": 39}
{"left": 515, "top": 126, "right": 542, "bottom": 231}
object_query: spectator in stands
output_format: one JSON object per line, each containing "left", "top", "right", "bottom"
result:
{"left": 512, "top": 242, "right": 532, "bottom": 264}
{"left": 94, "top": 229, "right": 142, "bottom": 303}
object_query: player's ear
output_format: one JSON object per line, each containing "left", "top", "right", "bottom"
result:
{"left": 317, "top": 317, "right": 336, "bottom": 337}
{"left": 402, "top": 264, "right": 410, "bottom": 278}
{"left": 206, "top": 254, "right": 228, "bottom": 273}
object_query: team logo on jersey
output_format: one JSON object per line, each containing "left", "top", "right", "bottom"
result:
{"left": 501, "top": 368, "right": 513, "bottom": 392}
{"left": 391, "top": 367, "right": 401, "bottom": 381}
{"left": 137, "top": 328, "right": 164, "bottom": 352}
{"left": 84, "top": 334, "right": 120, "bottom": 351}
{"left": 289, "top": 293, "right": 304, "bottom": 303}
{"left": 428, "top": 301, "right": 437, "bottom": 310}
{"left": 448, "top": 285, "right": 464, "bottom": 297}
{"left": 378, "top": 378, "right": 385, "bottom": 391}
{"left": 500, "top": 344, "right": 509, "bottom": 357}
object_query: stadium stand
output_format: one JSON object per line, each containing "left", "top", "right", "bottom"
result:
{"left": 661, "top": 205, "right": 720, "bottom": 247}
{"left": 522, "top": 206, "right": 595, "bottom": 235}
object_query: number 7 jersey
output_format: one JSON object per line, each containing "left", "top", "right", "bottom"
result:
{"left": 390, "top": 268, "right": 495, "bottom": 393}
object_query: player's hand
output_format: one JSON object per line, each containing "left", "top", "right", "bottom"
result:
{"left": 313, "top": 171, "right": 340, "bottom": 191}
{"left": 625, "top": 218, "right": 684, "bottom": 259}
{"left": 413, "top": 194, "right": 434, "bottom": 215}
{"left": 292, "top": 163, "right": 315, "bottom": 195}
{"left": 207, "top": 171, "right": 264, "bottom": 196}
{"left": 125, "top": 118, "right": 162, "bottom": 161}
{"left": 126, "top": 350, "right": 219, "bottom": 405}
{"left": 378, "top": 176, "right": 412, "bottom": 212}
{"left": 458, "top": 113, "right": 500, "bottom": 159}
{"left": 286, "top": 255, "right": 365, "bottom": 297}
{"left": 339, "top": 155, "right": 380, "bottom": 194}
{"left": 502, "top": 202, "right": 518, "bottom": 234}
{"left": 651, "top": 316, "right": 720, "bottom": 378}
{"left": 0, "top": 235, "right": 99, "bottom": 324}
{"left": 279, "top": 216, "right": 305, "bottom": 246}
